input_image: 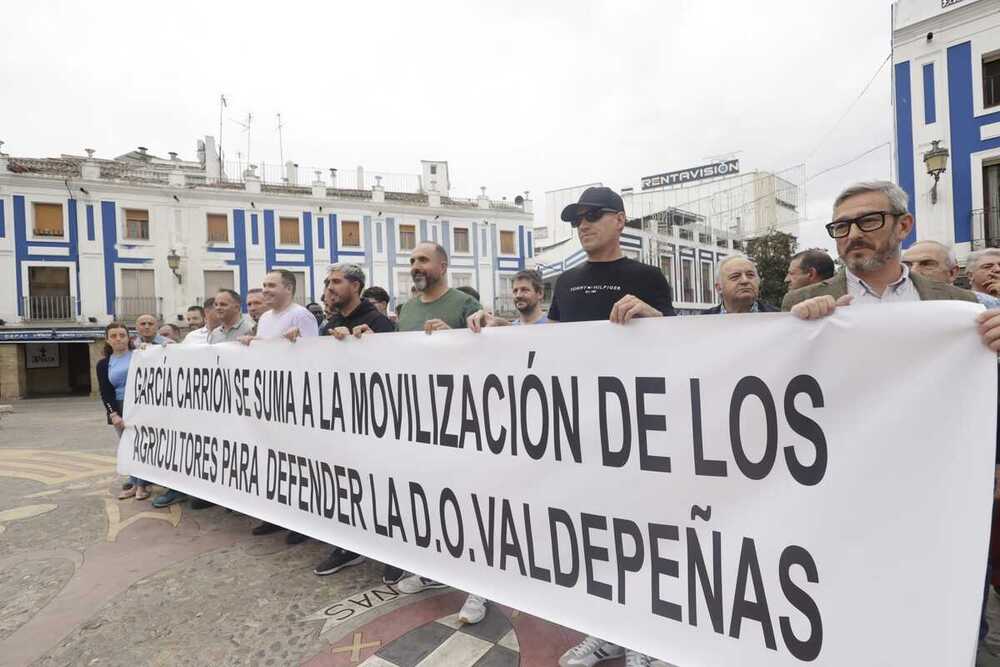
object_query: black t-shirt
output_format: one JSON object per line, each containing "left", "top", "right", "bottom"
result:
{"left": 548, "top": 257, "right": 675, "bottom": 322}
{"left": 320, "top": 299, "right": 396, "bottom": 335}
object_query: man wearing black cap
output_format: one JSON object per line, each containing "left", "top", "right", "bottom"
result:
{"left": 550, "top": 186, "right": 674, "bottom": 323}
{"left": 555, "top": 187, "right": 675, "bottom": 667}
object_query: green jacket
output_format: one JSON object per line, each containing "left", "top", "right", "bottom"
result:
{"left": 781, "top": 269, "right": 979, "bottom": 311}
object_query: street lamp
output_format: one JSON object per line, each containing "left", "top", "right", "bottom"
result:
{"left": 167, "top": 248, "right": 183, "bottom": 284}
{"left": 923, "top": 139, "right": 950, "bottom": 204}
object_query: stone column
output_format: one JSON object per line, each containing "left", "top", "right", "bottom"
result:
{"left": 0, "top": 344, "right": 27, "bottom": 400}
{"left": 88, "top": 341, "right": 105, "bottom": 398}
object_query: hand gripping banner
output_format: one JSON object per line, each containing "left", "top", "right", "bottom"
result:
{"left": 119, "top": 302, "right": 997, "bottom": 665}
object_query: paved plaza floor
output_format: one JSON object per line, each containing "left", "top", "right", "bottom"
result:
{"left": 0, "top": 397, "right": 599, "bottom": 667}
{"left": 8, "top": 397, "right": 1000, "bottom": 666}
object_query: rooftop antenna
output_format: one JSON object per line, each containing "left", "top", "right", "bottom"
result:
{"left": 233, "top": 112, "right": 253, "bottom": 166}
{"left": 702, "top": 149, "right": 743, "bottom": 164}
{"left": 277, "top": 113, "right": 286, "bottom": 167}
{"left": 219, "top": 94, "right": 227, "bottom": 168}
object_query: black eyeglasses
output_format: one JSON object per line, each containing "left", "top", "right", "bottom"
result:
{"left": 571, "top": 208, "right": 619, "bottom": 227}
{"left": 825, "top": 211, "right": 898, "bottom": 239}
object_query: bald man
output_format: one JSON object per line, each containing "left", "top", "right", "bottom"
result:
{"left": 903, "top": 241, "right": 1000, "bottom": 307}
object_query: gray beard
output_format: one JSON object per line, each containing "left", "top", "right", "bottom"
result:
{"left": 413, "top": 274, "right": 438, "bottom": 292}
{"left": 845, "top": 242, "right": 899, "bottom": 273}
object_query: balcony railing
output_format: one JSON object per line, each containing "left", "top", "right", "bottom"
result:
{"left": 114, "top": 296, "right": 163, "bottom": 322}
{"left": 22, "top": 296, "right": 77, "bottom": 321}
{"left": 971, "top": 207, "right": 1000, "bottom": 249}
{"left": 220, "top": 161, "right": 423, "bottom": 193}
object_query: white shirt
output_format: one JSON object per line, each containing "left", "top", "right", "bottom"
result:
{"left": 845, "top": 265, "right": 920, "bottom": 304}
{"left": 256, "top": 302, "right": 319, "bottom": 339}
{"left": 183, "top": 327, "right": 210, "bottom": 345}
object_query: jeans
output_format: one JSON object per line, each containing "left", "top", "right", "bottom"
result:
{"left": 114, "top": 424, "right": 147, "bottom": 487}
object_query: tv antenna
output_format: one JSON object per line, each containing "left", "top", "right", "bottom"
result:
{"left": 232, "top": 112, "right": 253, "bottom": 167}
{"left": 277, "top": 113, "right": 286, "bottom": 167}
{"left": 702, "top": 150, "right": 743, "bottom": 164}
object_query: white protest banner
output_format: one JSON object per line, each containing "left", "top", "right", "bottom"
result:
{"left": 119, "top": 302, "right": 996, "bottom": 666}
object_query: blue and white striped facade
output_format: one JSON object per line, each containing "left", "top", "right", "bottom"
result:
{"left": 0, "top": 158, "right": 534, "bottom": 327}
{"left": 892, "top": 0, "right": 1000, "bottom": 260}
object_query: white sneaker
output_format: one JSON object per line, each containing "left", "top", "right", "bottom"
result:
{"left": 458, "top": 594, "right": 487, "bottom": 624}
{"left": 396, "top": 575, "right": 447, "bottom": 594}
{"left": 626, "top": 651, "right": 676, "bottom": 667}
{"left": 558, "top": 636, "right": 625, "bottom": 667}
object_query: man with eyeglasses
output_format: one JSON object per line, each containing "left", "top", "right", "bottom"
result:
{"left": 783, "top": 181, "right": 978, "bottom": 311}
{"left": 784, "top": 181, "right": 1000, "bottom": 664}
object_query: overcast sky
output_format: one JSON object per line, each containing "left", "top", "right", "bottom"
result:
{"left": 1, "top": 0, "right": 896, "bottom": 251}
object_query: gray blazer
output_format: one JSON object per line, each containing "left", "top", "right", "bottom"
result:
{"left": 781, "top": 269, "right": 980, "bottom": 311}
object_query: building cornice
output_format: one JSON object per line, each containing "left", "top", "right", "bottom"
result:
{"left": 0, "top": 173, "right": 531, "bottom": 221}
{"left": 893, "top": 0, "right": 1000, "bottom": 50}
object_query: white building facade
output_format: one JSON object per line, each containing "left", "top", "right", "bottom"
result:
{"left": 0, "top": 139, "right": 533, "bottom": 399}
{"left": 892, "top": 0, "right": 1000, "bottom": 260}
{"left": 535, "top": 162, "right": 802, "bottom": 314}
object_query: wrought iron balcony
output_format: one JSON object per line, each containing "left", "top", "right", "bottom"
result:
{"left": 970, "top": 208, "right": 1000, "bottom": 249}
{"left": 21, "top": 296, "right": 77, "bottom": 321}
{"left": 114, "top": 296, "right": 163, "bottom": 322}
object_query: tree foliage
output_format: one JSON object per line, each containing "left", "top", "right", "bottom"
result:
{"left": 743, "top": 230, "right": 798, "bottom": 308}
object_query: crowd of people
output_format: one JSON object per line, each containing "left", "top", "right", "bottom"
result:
{"left": 96, "top": 180, "right": 1000, "bottom": 667}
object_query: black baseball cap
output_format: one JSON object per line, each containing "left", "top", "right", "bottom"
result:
{"left": 560, "top": 186, "right": 625, "bottom": 222}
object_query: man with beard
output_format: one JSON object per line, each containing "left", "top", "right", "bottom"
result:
{"left": 312, "top": 264, "right": 400, "bottom": 581}
{"left": 185, "top": 305, "right": 205, "bottom": 331}
{"left": 467, "top": 269, "right": 548, "bottom": 330}
{"left": 703, "top": 255, "right": 778, "bottom": 314}
{"left": 783, "top": 181, "right": 978, "bottom": 309}
{"left": 461, "top": 269, "right": 548, "bottom": 624}
{"left": 319, "top": 264, "right": 395, "bottom": 337}
{"left": 354, "top": 242, "right": 483, "bottom": 614}
{"left": 359, "top": 241, "right": 481, "bottom": 335}
{"left": 784, "top": 180, "right": 1000, "bottom": 663}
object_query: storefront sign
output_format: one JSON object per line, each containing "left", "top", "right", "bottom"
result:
{"left": 641, "top": 159, "right": 740, "bottom": 190}
{"left": 25, "top": 343, "right": 60, "bottom": 368}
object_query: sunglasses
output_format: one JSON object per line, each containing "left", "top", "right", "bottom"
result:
{"left": 571, "top": 208, "right": 619, "bottom": 227}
